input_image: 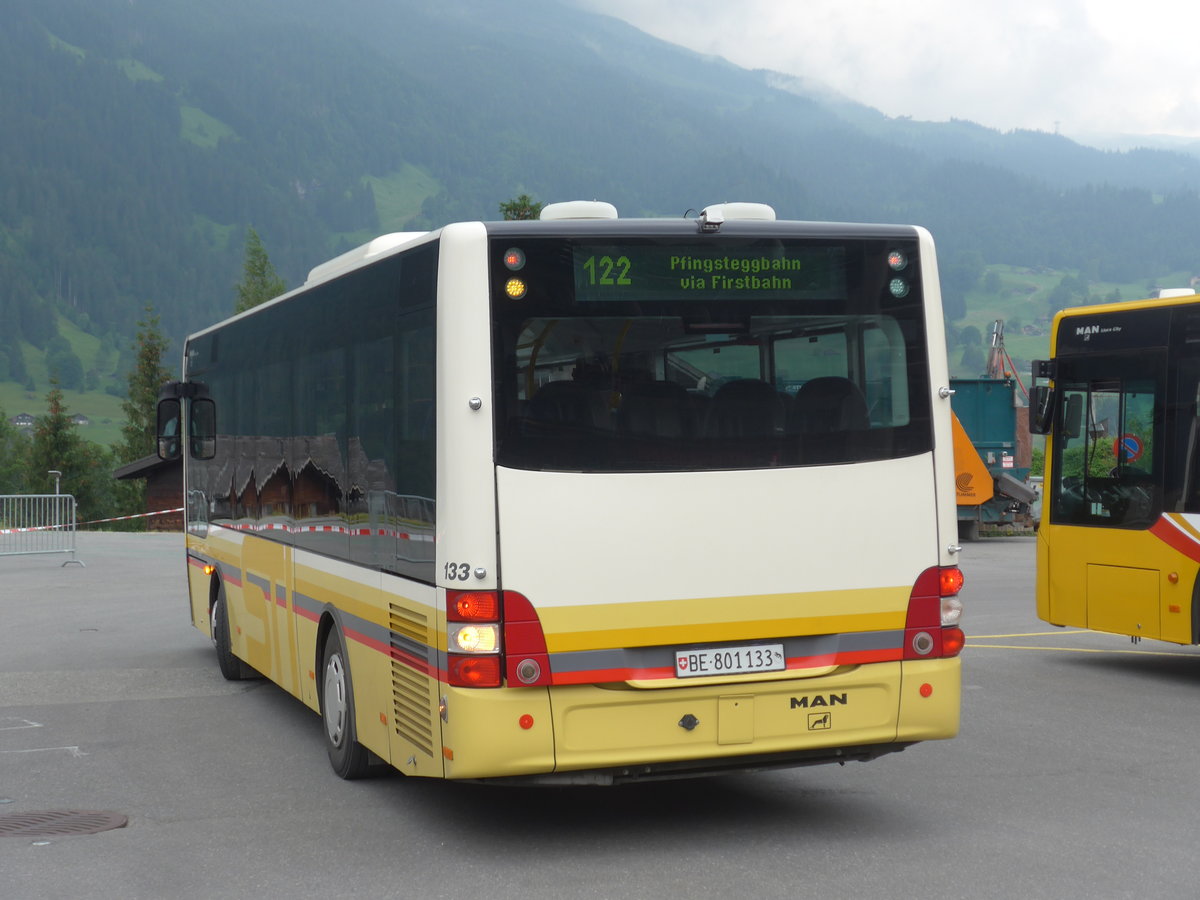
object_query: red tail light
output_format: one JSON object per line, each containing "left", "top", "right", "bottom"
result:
{"left": 502, "top": 591, "right": 552, "bottom": 687}
{"left": 449, "top": 655, "right": 501, "bottom": 687}
{"left": 449, "top": 591, "right": 499, "bottom": 621}
{"left": 941, "top": 627, "right": 965, "bottom": 658}
{"left": 447, "top": 589, "right": 501, "bottom": 688}
{"left": 903, "top": 566, "right": 965, "bottom": 660}
{"left": 445, "top": 589, "right": 551, "bottom": 688}
{"left": 940, "top": 566, "right": 964, "bottom": 597}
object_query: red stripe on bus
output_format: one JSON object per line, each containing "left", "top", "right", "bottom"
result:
{"left": 343, "top": 625, "right": 391, "bottom": 658}
{"left": 818, "top": 647, "right": 903, "bottom": 666}
{"left": 552, "top": 668, "right": 641, "bottom": 685}
{"left": 547, "top": 647, "right": 904, "bottom": 685}
{"left": 1151, "top": 516, "right": 1200, "bottom": 564}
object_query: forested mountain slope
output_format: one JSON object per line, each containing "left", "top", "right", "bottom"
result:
{"left": 3, "top": 0, "right": 1200, "bottom": 391}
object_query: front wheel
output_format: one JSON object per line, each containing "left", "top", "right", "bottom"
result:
{"left": 321, "top": 628, "right": 371, "bottom": 780}
{"left": 211, "top": 588, "right": 254, "bottom": 681}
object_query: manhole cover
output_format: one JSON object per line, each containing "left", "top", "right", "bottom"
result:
{"left": 0, "top": 810, "right": 128, "bottom": 838}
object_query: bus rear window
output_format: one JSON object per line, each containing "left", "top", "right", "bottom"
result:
{"left": 490, "top": 237, "right": 933, "bottom": 472}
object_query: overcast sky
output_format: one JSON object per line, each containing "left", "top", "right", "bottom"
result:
{"left": 575, "top": 0, "right": 1200, "bottom": 139}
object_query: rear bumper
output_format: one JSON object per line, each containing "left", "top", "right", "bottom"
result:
{"left": 440, "top": 658, "right": 959, "bottom": 780}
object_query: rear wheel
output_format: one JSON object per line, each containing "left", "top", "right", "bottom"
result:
{"left": 321, "top": 627, "right": 371, "bottom": 779}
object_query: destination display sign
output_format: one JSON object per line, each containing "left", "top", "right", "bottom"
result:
{"left": 572, "top": 244, "right": 847, "bottom": 302}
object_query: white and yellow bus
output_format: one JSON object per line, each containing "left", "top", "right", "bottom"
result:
{"left": 1032, "top": 292, "right": 1200, "bottom": 644}
{"left": 158, "top": 200, "right": 965, "bottom": 784}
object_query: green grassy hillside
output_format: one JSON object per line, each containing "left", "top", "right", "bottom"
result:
{"left": 950, "top": 266, "right": 1195, "bottom": 380}
{"left": 1, "top": 312, "right": 130, "bottom": 448}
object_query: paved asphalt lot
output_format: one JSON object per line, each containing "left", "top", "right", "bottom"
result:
{"left": 3, "top": 532, "right": 1200, "bottom": 899}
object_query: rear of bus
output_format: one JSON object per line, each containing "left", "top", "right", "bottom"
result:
{"left": 436, "top": 205, "right": 963, "bottom": 781}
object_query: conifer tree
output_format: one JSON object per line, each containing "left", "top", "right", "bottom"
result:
{"left": 0, "top": 404, "right": 30, "bottom": 494}
{"left": 113, "top": 309, "right": 173, "bottom": 529}
{"left": 118, "top": 308, "right": 173, "bottom": 464}
{"left": 234, "top": 227, "right": 287, "bottom": 313}
{"left": 27, "top": 383, "right": 115, "bottom": 523}
{"left": 499, "top": 194, "right": 543, "bottom": 221}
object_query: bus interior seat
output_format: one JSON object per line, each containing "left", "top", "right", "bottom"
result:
{"left": 704, "top": 379, "right": 786, "bottom": 437}
{"left": 528, "top": 380, "right": 611, "bottom": 431}
{"left": 791, "top": 377, "right": 870, "bottom": 433}
{"left": 619, "top": 381, "right": 693, "bottom": 437}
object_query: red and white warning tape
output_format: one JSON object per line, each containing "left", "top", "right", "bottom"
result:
{"left": 0, "top": 507, "right": 185, "bottom": 534}
{"left": 78, "top": 507, "right": 186, "bottom": 528}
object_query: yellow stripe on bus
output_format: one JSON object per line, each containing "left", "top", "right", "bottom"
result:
{"left": 539, "top": 586, "right": 910, "bottom": 652}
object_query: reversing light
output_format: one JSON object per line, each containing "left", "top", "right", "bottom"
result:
{"left": 889, "top": 277, "right": 910, "bottom": 298}
{"left": 887, "top": 249, "right": 908, "bottom": 271}
{"left": 505, "top": 277, "right": 527, "bottom": 299}
{"left": 941, "top": 595, "right": 964, "bottom": 627}
{"left": 503, "top": 247, "right": 526, "bottom": 271}
{"left": 451, "top": 623, "right": 499, "bottom": 653}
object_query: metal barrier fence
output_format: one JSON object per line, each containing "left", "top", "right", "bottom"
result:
{"left": 0, "top": 494, "right": 84, "bottom": 566}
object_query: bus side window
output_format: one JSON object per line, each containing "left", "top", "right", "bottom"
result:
{"left": 1062, "top": 394, "right": 1083, "bottom": 439}
{"left": 1176, "top": 366, "right": 1200, "bottom": 512}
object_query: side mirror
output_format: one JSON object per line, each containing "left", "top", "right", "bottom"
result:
{"left": 156, "top": 398, "right": 182, "bottom": 461}
{"left": 190, "top": 398, "right": 217, "bottom": 460}
{"left": 1029, "top": 385, "right": 1054, "bottom": 435}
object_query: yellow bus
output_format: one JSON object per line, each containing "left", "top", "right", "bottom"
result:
{"left": 1032, "top": 292, "right": 1200, "bottom": 644}
{"left": 157, "top": 200, "right": 965, "bottom": 784}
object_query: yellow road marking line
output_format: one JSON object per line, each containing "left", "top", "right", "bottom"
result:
{"left": 967, "top": 643, "right": 1187, "bottom": 657}
{"left": 968, "top": 631, "right": 1090, "bottom": 639}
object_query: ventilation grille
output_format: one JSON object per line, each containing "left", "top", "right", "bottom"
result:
{"left": 389, "top": 603, "right": 434, "bottom": 756}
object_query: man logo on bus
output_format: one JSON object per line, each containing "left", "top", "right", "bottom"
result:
{"left": 790, "top": 694, "right": 848, "bottom": 708}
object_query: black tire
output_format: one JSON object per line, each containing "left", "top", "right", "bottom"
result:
{"left": 321, "top": 627, "right": 371, "bottom": 780}
{"left": 211, "top": 588, "right": 254, "bottom": 681}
